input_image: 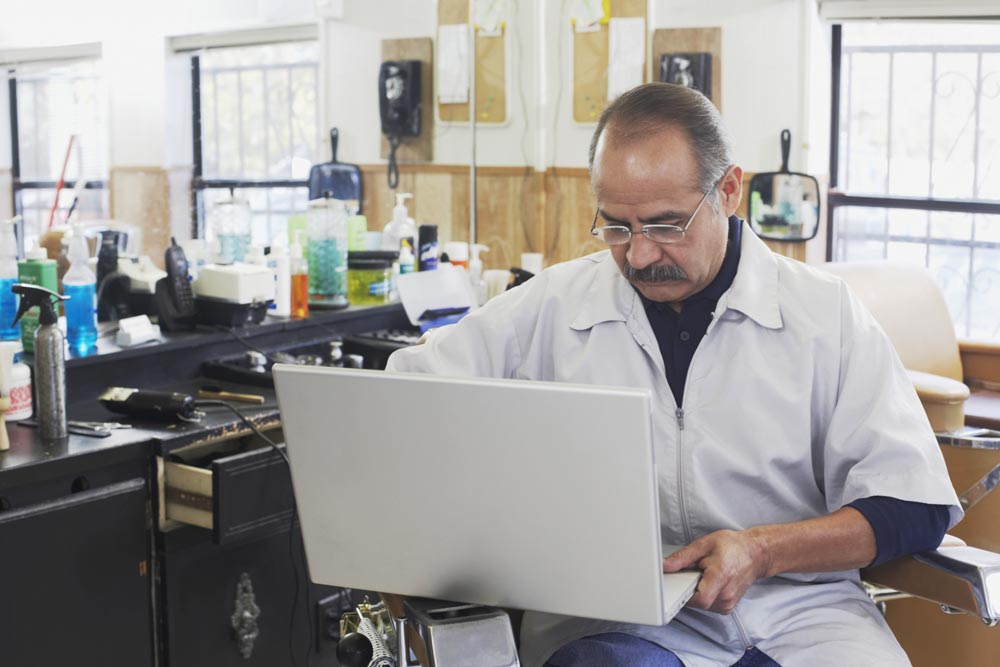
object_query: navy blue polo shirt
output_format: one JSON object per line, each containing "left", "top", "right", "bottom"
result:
{"left": 637, "top": 216, "right": 949, "bottom": 566}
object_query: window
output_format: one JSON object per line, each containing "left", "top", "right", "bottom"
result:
{"left": 192, "top": 40, "right": 320, "bottom": 245}
{"left": 8, "top": 57, "right": 108, "bottom": 242}
{"left": 829, "top": 22, "right": 1000, "bottom": 339}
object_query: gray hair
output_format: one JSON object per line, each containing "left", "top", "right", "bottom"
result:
{"left": 588, "top": 83, "right": 733, "bottom": 202}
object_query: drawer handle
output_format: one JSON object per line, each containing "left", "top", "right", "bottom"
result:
{"left": 231, "top": 572, "right": 261, "bottom": 659}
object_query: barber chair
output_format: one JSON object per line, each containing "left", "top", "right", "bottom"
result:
{"left": 825, "top": 261, "right": 1000, "bottom": 666}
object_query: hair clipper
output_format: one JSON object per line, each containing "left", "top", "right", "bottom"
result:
{"left": 100, "top": 387, "right": 197, "bottom": 422}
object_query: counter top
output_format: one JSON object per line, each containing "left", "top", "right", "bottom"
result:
{"left": 0, "top": 303, "right": 410, "bottom": 488}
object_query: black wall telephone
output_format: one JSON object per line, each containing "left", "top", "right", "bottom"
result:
{"left": 379, "top": 60, "right": 421, "bottom": 188}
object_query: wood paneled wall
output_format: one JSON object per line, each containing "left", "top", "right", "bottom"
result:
{"left": 358, "top": 165, "right": 807, "bottom": 272}
{"left": 359, "top": 164, "right": 604, "bottom": 271}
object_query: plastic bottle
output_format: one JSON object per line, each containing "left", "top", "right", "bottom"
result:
{"left": 468, "top": 243, "right": 489, "bottom": 306}
{"left": 17, "top": 247, "right": 58, "bottom": 354}
{"left": 417, "top": 224, "right": 439, "bottom": 271}
{"left": 63, "top": 224, "right": 98, "bottom": 354}
{"left": 398, "top": 239, "right": 415, "bottom": 274}
{"left": 12, "top": 284, "right": 67, "bottom": 441}
{"left": 381, "top": 193, "right": 416, "bottom": 252}
{"left": 290, "top": 230, "right": 309, "bottom": 319}
{"left": 7, "top": 347, "right": 32, "bottom": 422}
{"left": 268, "top": 242, "right": 291, "bottom": 318}
{"left": 0, "top": 218, "right": 21, "bottom": 342}
{"left": 347, "top": 214, "right": 368, "bottom": 251}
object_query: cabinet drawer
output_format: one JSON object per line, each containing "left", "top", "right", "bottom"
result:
{"left": 161, "top": 442, "right": 295, "bottom": 546}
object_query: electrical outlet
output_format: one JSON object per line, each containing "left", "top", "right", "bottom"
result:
{"left": 315, "top": 590, "right": 353, "bottom": 655}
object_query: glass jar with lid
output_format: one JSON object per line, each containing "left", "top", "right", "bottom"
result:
{"left": 306, "top": 195, "right": 349, "bottom": 308}
{"left": 207, "top": 194, "right": 252, "bottom": 263}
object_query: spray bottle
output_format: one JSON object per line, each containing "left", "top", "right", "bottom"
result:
{"left": 468, "top": 243, "right": 489, "bottom": 306}
{"left": 0, "top": 218, "right": 21, "bottom": 342}
{"left": 63, "top": 224, "right": 98, "bottom": 354}
{"left": 12, "top": 284, "right": 67, "bottom": 441}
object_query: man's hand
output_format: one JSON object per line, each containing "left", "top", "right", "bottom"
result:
{"left": 662, "top": 529, "right": 771, "bottom": 614}
{"left": 662, "top": 508, "right": 878, "bottom": 615}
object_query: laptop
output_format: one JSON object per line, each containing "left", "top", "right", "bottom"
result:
{"left": 273, "top": 365, "right": 700, "bottom": 626}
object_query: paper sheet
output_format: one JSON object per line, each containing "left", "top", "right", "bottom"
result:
{"left": 572, "top": 0, "right": 607, "bottom": 33}
{"left": 607, "top": 17, "right": 646, "bottom": 100}
{"left": 397, "top": 266, "right": 475, "bottom": 326}
{"left": 437, "top": 24, "right": 470, "bottom": 104}
{"left": 474, "top": 0, "right": 507, "bottom": 36}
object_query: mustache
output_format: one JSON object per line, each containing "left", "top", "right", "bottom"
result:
{"left": 622, "top": 261, "right": 687, "bottom": 283}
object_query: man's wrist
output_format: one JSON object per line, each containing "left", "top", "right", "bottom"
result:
{"left": 744, "top": 525, "right": 777, "bottom": 579}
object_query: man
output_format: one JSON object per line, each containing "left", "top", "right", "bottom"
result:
{"left": 386, "top": 83, "right": 961, "bottom": 667}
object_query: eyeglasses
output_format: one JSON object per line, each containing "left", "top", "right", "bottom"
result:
{"left": 590, "top": 186, "right": 715, "bottom": 246}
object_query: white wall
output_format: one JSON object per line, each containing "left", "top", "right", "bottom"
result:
{"left": 0, "top": 0, "right": 317, "bottom": 168}
{"left": 0, "top": 0, "right": 834, "bottom": 177}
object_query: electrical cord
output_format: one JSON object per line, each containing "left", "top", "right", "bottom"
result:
{"left": 193, "top": 399, "right": 308, "bottom": 664}
{"left": 214, "top": 325, "right": 284, "bottom": 365}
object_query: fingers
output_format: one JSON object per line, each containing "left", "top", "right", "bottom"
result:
{"left": 663, "top": 539, "right": 710, "bottom": 572}
{"left": 667, "top": 531, "right": 761, "bottom": 615}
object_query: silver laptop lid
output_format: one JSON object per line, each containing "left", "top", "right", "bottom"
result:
{"left": 274, "top": 365, "right": 668, "bottom": 625}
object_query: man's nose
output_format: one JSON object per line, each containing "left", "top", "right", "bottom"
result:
{"left": 626, "top": 231, "right": 663, "bottom": 269}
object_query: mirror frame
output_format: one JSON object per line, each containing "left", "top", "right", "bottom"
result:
{"left": 747, "top": 171, "right": 822, "bottom": 243}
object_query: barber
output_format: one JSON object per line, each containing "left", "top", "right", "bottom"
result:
{"left": 386, "top": 83, "right": 961, "bottom": 667}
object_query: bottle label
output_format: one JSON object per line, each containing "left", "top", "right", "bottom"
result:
{"left": 419, "top": 242, "right": 439, "bottom": 271}
{"left": 9, "top": 380, "right": 32, "bottom": 420}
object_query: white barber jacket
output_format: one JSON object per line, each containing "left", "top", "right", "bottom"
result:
{"left": 386, "top": 224, "right": 962, "bottom": 667}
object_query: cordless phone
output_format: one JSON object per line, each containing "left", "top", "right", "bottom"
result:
{"left": 155, "top": 237, "right": 196, "bottom": 331}
{"left": 165, "top": 237, "right": 195, "bottom": 315}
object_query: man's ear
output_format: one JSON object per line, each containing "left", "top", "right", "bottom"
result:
{"left": 719, "top": 165, "right": 743, "bottom": 217}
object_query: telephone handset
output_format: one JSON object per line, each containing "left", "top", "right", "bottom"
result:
{"left": 379, "top": 60, "right": 422, "bottom": 188}
{"left": 154, "top": 237, "right": 196, "bottom": 331}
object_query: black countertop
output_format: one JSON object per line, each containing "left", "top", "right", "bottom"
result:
{"left": 0, "top": 303, "right": 410, "bottom": 488}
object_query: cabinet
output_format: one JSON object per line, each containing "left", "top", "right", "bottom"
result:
{"left": 0, "top": 476, "right": 153, "bottom": 666}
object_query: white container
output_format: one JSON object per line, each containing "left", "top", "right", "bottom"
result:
{"left": 268, "top": 245, "right": 292, "bottom": 318}
{"left": 193, "top": 264, "right": 275, "bottom": 304}
{"left": 443, "top": 242, "right": 469, "bottom": 268}
{"left": 8, "top": 356, "right": 32, "bottom": 421}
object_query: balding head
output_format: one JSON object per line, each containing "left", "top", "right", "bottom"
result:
{"left": 589, "top": 83, "right": 733, "bottom": 201}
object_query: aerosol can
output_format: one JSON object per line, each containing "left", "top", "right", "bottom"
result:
{"left": 12, "top": 284, "right": 67, "bottom": 441}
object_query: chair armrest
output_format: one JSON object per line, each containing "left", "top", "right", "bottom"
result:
{"left": 906, "top": 370, "right": 970, "bottom": 432}
{"left": 960, "top": 339, "right": 1000, "bottom": 386}
{"left": 862, "top": 545, "right": 1000, "bottom": 622}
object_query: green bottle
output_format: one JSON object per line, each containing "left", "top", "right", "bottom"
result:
{"left": 17, "top": 248, "right": 58, "bottom": 354}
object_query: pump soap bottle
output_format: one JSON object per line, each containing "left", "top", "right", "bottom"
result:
{"left": 381, "top": 193, "right": 416, "bottom": 251}
{"left": 12, "top": 284, "right": 68, "bottom": 441}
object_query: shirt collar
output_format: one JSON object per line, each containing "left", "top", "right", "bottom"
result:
{"left": 719, "top": 219, "right": 783, "bottom": 329}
